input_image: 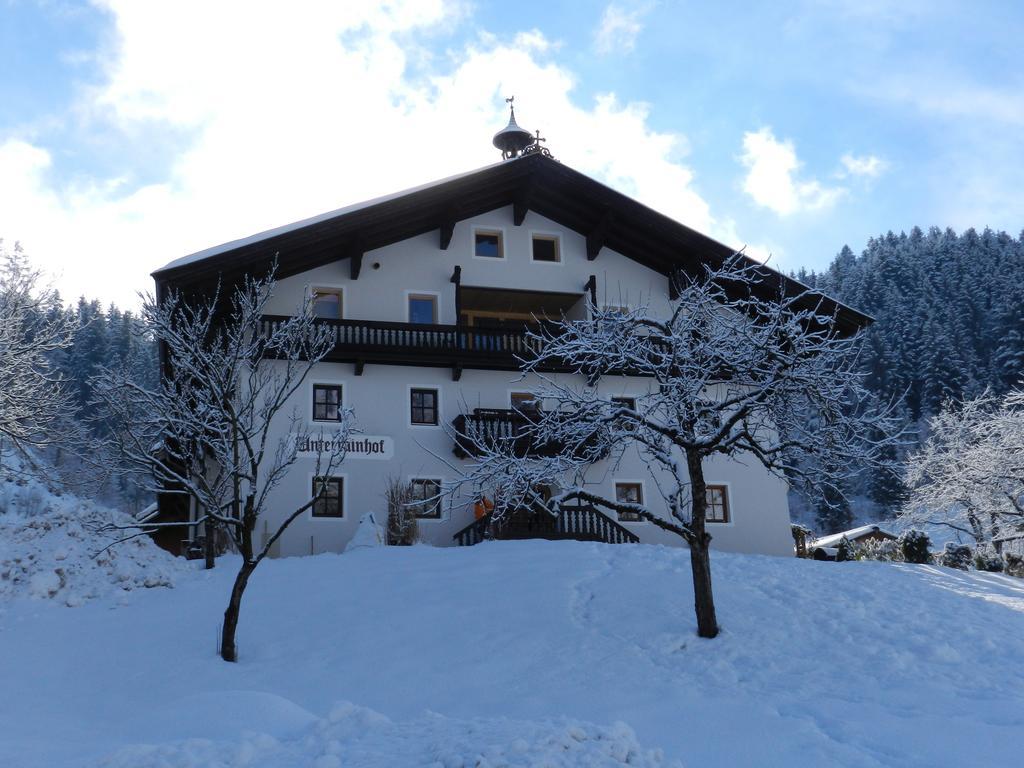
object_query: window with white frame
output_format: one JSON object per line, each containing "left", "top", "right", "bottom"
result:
{"left": 531, "top": 234, "right": 560, "bottom": 263}
{"left": 408, "top": 294, "right": 438, "bottom": 324}
{"left": 312, "top": 288, "right": 343, "bottom": 319}
{"left": 614, "top": 482, "right": 643, "bottom": 522}
{"left": 410, "top": 388, "right": 439, "bottom": 426}
{"left": 474, "top": 229, "right": 503, "bottom": 258}
{"left": 409, "top": 478, "right": 442, "bottom": 519}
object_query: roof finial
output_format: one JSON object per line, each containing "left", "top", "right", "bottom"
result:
{"left": 492, "top": 96, "right": 534, "bottom": 160}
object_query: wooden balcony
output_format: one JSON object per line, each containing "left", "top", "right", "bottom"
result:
{"left": 259, "top": 315, "right": 562, "bottom": 375}
{"left": 451, "top": 408, "right": 606, "bottom": 460}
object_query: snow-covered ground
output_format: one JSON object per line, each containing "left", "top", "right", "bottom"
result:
{"left": 2, "top": 541, "right": 1024, "bottom": 767}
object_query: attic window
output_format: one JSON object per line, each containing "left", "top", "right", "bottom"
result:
{"left": 474, "top": 230, "right": 503, "bottom": 259}
{"left": 312, "top": 288, "right": 343, "bottom": 319}
{"left": 531, "top": 234, "right": 560, "bottom": 263}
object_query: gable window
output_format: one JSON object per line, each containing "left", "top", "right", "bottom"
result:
{"left": 312, "top": 476, "right": 344, "bottom": 518}
{"left": 410, "top": 388, "right": 439, "bottom": 426}
{"left": 313, "top": 384, "right": 343, "bottom": 422}
{"left": 614, "top": 482, "right": 643, "bottom": 522}
{"left": 410, "top": 478, "right": 442, "bottom": 519}
{"left": 474, "top": 229, "right": 504, "bottom": 258}
{"left": 706, "top": 485, "right": 730, "bottom": 523}
{"left": 531, "top": 234, "right": 560, "bottom": 263}
{"left": 312, "top": 288, "right": 343, "bottom": 319}
{"left": 408, "top": 294, "right": 438, "bottom": 324}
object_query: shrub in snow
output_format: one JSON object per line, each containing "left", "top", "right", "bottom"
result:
{"left": 384, "top": 476, "right": 418, "bottom": 546}
{"left": 1005, "top": 552, "right": 1024, "bottom": 578}
{"left": 855, "top": 538, "right": 900, "bottom": 562}
{"left": 973, "top": 549, "right": 1004, "bottom": 573}
{"left": 939, "top": 543, "right": 973, "bottom": 571}
{"left": 898, "top": 529, "right": 932, "bottom": 564}
{"left": 835, "top": 536, "right": 857, "bottom": 562}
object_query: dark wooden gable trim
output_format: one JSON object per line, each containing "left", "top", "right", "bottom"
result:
{"left": 513, "top": 177, "right": 534, "bottom": 226}
{"left": 154, "top": 153, "right": 871, "bottom": 335}
{"left": 348, "top": 236, "right": 365, "bottom": 280}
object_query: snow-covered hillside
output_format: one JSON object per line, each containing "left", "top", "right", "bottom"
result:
{"left": 2, "top": 542, "right": 1023, "bottom": 767}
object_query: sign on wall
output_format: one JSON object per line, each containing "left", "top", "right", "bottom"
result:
{"left": 293, "top": 434, "right": 394, "bottom": 460}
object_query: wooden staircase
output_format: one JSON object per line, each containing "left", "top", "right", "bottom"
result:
{"left": 453, "top": 503, "right": 640, "bottom": 547}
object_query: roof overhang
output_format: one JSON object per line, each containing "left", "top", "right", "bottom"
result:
{"left": 153, "top": 153, "right": 872, "bottom": 336}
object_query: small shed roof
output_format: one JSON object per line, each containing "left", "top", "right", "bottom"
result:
{"left": 811, "top": 524, "right": 897, "bottom": 550}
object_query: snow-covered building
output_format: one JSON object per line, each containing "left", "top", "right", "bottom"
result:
{"left": 809, "top": 524, "right": 897, "bottom": 560}
{"left": 152, "top": 107, "right": 870, "bottom": 558}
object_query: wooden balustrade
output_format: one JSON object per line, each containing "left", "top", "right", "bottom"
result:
{"left": 258, "top": 315, "right": 552, "bottom": 369}
{"left": 452, "top": 503, "right": 640, "bottom": 546}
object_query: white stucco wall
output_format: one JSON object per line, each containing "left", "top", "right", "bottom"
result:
{"left": 241, "top": 206, "right": 793, "bottom": 558}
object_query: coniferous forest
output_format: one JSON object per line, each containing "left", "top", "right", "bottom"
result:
{"left": 792, "top": 226, "right": 1024, "bottom": 528}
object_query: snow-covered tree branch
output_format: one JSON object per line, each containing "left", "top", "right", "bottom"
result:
{"left": 0, "top": 241, "right": 78, "bottom": 466}
{"left": 95, "top": 265, "right": 354, "bottom": 661}
{"left": 449, "top": 257, "right": 902, "bottom": 639}
{"left": 899, "top": 389, "right": 1024, "bottom": 549}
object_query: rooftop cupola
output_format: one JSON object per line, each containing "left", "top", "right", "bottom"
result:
{"left": 492, "top": 96, "right": 535, "bottom": 159}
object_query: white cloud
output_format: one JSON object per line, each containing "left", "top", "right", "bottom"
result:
{"left": 593, "top": 3, "right": 650, "bottom": 55}
{"left": 739, "top": 127, "right": 845, "bottom": 216}
{"left": 838, "top": 153, "right": 888, "bottom": 178}
{"left": 0, "top": 0, "right": 736, "bottom": 308}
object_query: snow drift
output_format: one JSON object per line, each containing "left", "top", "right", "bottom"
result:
{"left": 0, "top": 461, "right": 185, "bottom": 606}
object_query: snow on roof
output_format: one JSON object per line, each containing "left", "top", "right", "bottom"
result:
{"left": 811, "top": 524, "right": 895, "bottom": 550}
{"left": 135, "top": 502, "right": 159, "bottom": 523}
{"left": 154, "top": 160, "right": 508, "bottom": 275}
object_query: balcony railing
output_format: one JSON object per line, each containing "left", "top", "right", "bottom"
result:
{"left": 451, "top": 408, "right": 606, "bottom": 460}
{"left": 259, "top": 315, "right": 554, "bottom": 370}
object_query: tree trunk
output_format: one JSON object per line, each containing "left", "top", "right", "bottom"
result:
{"left": 686, "top": 448, "right": 719, "bottom": 639}
{"left": 221, "top": 496, "right": 257, "bottom": 663}
{"left": 203, "top": 513, "right": 216, "bottom": 570}
{"left": 221, "top": 560, "right": 254, "bottom": 662}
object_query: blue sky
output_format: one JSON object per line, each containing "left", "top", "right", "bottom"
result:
{"left": 2, "top": 0, "right": 1022, "bottom": 306}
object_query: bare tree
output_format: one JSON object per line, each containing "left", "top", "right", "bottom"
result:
{"left": 449, "top": 258, "right": 899, "bottom": 639}
{"left": 900, "top": 389, "right": 1024, "bottom": 549}
{"left": 0, "top": 241, "right": 77, "bottom": 467}
{"left": 96, "top": 267, "right": 353, "bottom": 661}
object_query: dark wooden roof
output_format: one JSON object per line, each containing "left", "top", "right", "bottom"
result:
{"left": 153, "top": 152, "right": 870, "bottom": 334}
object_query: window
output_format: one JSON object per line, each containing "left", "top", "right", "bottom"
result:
{"left": 706, "top": 485, "right": 730, "bottom": 523}
{"left": 531, "top": 234, "right": 560, "bottom": 263}
{"left": 474, "top": 230, "right": 503, "bottom": 258}
{"left": 510, "top": 391, "right": 540, "bottom": 415}
{"left": 611, "top": 396, "right": 636, "bottom": 411}
{"left": 410, "top": 388, "right": 439, "bottom": 426}
{"left": 312, "top": 384, "right": 343, "bottom": 422}
{"left": 312, "top": 288, "right": 343, "bottom": 319}
{"left": 410, "top": 478, "right": 442, "bottom": 519}
{"left": 408, "top": 294, "right": 438, "bottom": 324}
{"left": 614, "top": 482, "right": 643, "bottom": 522}
{"left": 312, "top": 476, "right": 343, "bottom": 518}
